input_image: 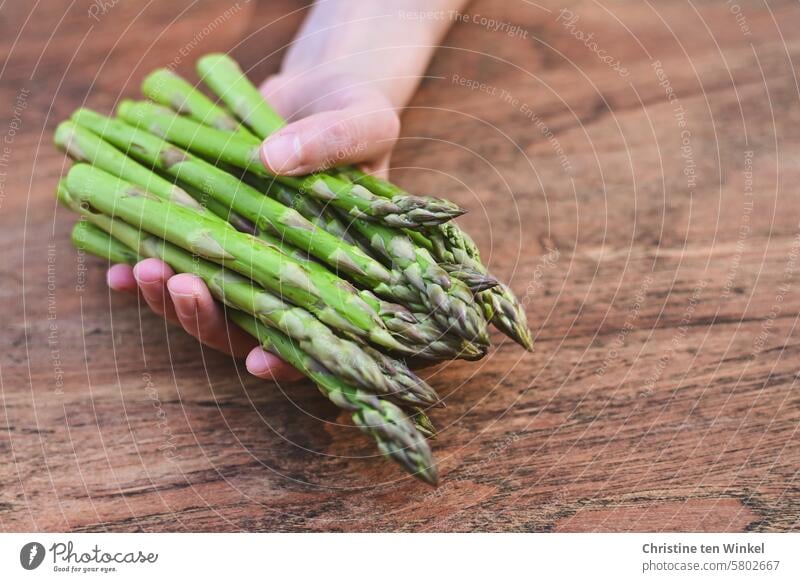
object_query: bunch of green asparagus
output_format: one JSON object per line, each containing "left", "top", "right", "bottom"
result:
{"left": 55, "top": 54, "right": 532, "bottom": 485}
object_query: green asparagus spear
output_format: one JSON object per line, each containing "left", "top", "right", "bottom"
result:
{"left": 71, "top": 220, "right": 140, "bottom": 265}
{"left": 338, "top": 166, "right": 413, "bottom": 200}
{"left": 186, "top": 55, "right": 526, "bottom": 348}
{"left": 175, "top": 179, "right": 257, "bottom": 234}
{"left": 231, "top": 313, "right": 438, "bottom": 483}
{"left": 193, "top": 57, "right": 403, "bottom": 219}
{"left": 63, "top": 163, "right": 425, "bottom": 357}
{"left": 434, "top": 223, "right": 533, "bottom": 350}
{"left": 70, "top": 221, "right": 437, "bottom": 483}
{"left": 263, "top": 180, "right": 357, "bottom": 245}
{"left": 140, "top": 70, "right": 358, "bottom": 244}
{"left": 121, "top": 101, "right": 463, "bottom": 229}
{"left": 253, "top": 230, "right": 477, "bottom": 360}
{"left": 55, "top": 120, "right": 257, "bottom": 235}
{"left": 192, "top": 55, "right": 464, "bottom": 229}
{"left": 70, "top": 108, "right": 396, "bottom": 290}
{"left": 58, "top": 179, "right": 439, "bottom": 406}
{"left": 54, "top": 121, "right": 202, "bottom": 211}
{"left": 343, "top": 216, "right": 490, "bottom": 346}
{"left": 142, "top": 68, "right": 248, "bottom": 134}
{"left": 440, "top": 263, "right": 499, "bottom": 293}
{"left": 106, "top": 103, "right": 486, "bottom": 345}
{"left": 72, "top": 220, "right": 438, "bottom": 440}
{"left": 196, "top": 54, "right": 285, "bottom": 138}
{"left": 344, "top": 172, "right": 531, "bottom": 347}
{"left": 407, "top": 407, "right": 438, "bottom": 440}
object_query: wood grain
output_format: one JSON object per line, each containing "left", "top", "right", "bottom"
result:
{"left": 1, "top": 0, "right": 798, "bottom": 532}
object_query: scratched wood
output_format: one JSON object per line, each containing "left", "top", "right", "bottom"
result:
{"left": 1, "top": 0, "right": 799, "bottom": 532}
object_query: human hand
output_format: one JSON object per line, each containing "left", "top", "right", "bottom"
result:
{"left": 105, "top": 74, "right": 400, "bottom": 381}
{"left": 105, "top": 0, "right": 468, "bottom": 380}
{"left": 259, "top": 71, "right": 400, "bottom": 178}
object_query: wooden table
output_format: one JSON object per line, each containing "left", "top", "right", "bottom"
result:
{"left": 2, "top": 0, "right": 798, "bottom": 532}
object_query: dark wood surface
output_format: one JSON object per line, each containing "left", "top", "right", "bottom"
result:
{"left": 1, "top": 0, "right": 799, "bottom": 532}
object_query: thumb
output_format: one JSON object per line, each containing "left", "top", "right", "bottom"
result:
{"left": 260, "top": 103, "right": 399, "bottom": 176}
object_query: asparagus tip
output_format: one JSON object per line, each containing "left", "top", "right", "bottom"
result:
{"left": 417, "top": 464, "right": 439, "bottom": 486}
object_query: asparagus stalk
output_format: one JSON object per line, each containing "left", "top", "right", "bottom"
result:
{"left": 71, "top": 220, "right": 140, "bottom": 265}
{"left": 55, "top": 120, "right": 257, "bottom": 235}
{"left": 408, "top": 408, "right": 437, "bottom": 440}
{"left": 342, "top": 216, "right": 490, "bottom": 346}
{"left": 231, "top": 313, "right": 438, "bottom": 483}
{"left": 54, "top": 121, "right": 202, "bottom": 211}
{"left": 63, "top": 163, "right": 428, "bottom": 357}
{"left": 338, "top": 166, "right": 412, "bottom": 200}
{"left": 192, "top": 55, "right": 464, "bottom": 228}
{"left": 234, "top": 164, "right": 359, "bottom": 245}
{"left": 107, "top": 103, "right": 487, "bottom": 344}
{"left": 73, "top": 222, "right": 439, "bottom": 441}
{"left": 433, "top": 223, "right": 533, "bottom": 351}
{"left": 70, "top": 221, "right": 437, "bottom": 483}
{"left": 325, "top": 166, "right": 492, "bottom": 347}
{"left": 197, "top": 53, "right": 466, "bottom": 224}
{"left": 340, "top": 169, "right": 498, "bottom": 287}
{"left": 196, "top": 54, "right": 285, "bottom": 138}
{"left": 64, "top": 110, "right": 452, "bottom": 358}
{"left": 123, "top": 101, "right": 463, "bottom": 229}
{"left": 347, "top": 177, "right": 530, "bottom": 349}
{"left": 155, "top": 166, "right": 465, "bottom": 359}
{"left": 69, "top": 108, "right": 397, "bottom": 291}
{"left": 70, "top": 109, "right": 468, "bottom": 334}
{"left": 427, "top": 222, "right": 485, "bottom": 270}
{"left": 477, "top": 285, "right": 532, "bottom": 350}
{"left": 59, "top": 179, "right": 439, "bottom": 406}
{"left": 254, "top": 230, "right": 477, "bottom": 360}
{"left": 142, "top": 68, "right": 249, "bottom": 135}
{"left": 439, "top": 263, "right": 499, "bottom": 293}
{"left": 141, "top": 70, "right": 359, "bottom": 244}
{"left": 142, "top": 68, "right": 474, "bottom": 300}
{"left": 167, "top": 56, "right": 522, "bottom": 348}
{"left": 262, "top": 180, "right": 357, "bottom": 245}
{"left": 175, "top": 179, "right": 257, "bottom": 234}
{"left": 346, "top": 172, "right": 531, "bottom": 347}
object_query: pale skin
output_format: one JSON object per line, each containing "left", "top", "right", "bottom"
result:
{"left": 107, "top": 0, "right": 469, "bottom": 380}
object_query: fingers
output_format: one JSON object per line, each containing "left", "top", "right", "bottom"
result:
{"left": 166, "top": 275, "right": 302, "bottom": 381}
{"left": 107, "top": 264, "right": 138, "bottom": 293}
{"left": 133, "top": 259, "right": 179, "bottom": 323}
{"left": 166, "top": 273, "right": 258, "bottom": 358}
{"left": 258, "top": 73, "right": 399, "bottom": 175}
{"left": 260, "top": 104, "right": 399, "bottom": 175}
{"left": 246, "top": 347, "right": 305, "bottom": 382}
{"left": 108, "top": 261, "right": 299, "bottom": 382}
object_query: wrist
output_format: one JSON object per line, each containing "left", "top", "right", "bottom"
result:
{"left": 281, "top": 0, "right": 468, "bottom": 109}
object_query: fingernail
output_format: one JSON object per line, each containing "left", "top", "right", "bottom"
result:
{"left": 132, "top": 261, "right": 161, "bottom": 285}
{"left": 167, "top": 278, "right": 200, "bottom": 319}
{"left": 261, "top": 133, "right": 301, "bottom": 173}
{"left": 131, "top": 265, "right": 150, "bottom": 285}
{"left": 106, "top": 265, "right": 128, "bottom": 290}
{"left": 246, "top": 349, "right": 273, "bottom": 377}
{"left": 172, "top": 293, "right": 198, "bottom": 320}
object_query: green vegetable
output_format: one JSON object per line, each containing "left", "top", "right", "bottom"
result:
{"left": 434, "top": 223, "right": 533, "bottom": 350}
{"left": 71, "top": 219, "right": 437, "bottom": 483}
{"left": 118, "top": 99, "right": 465, "bottom": 229}
{"left": 70, "top": 108, "right": 396, "bottom": 289}
{"left": 71, "top": 221, "right": 140, "bottom": 265}
{"left": 58, "top": 177, "right": 439, "bottom": 407}
{"left": 62, "top": 164, "right": 439, "bottom": 367}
